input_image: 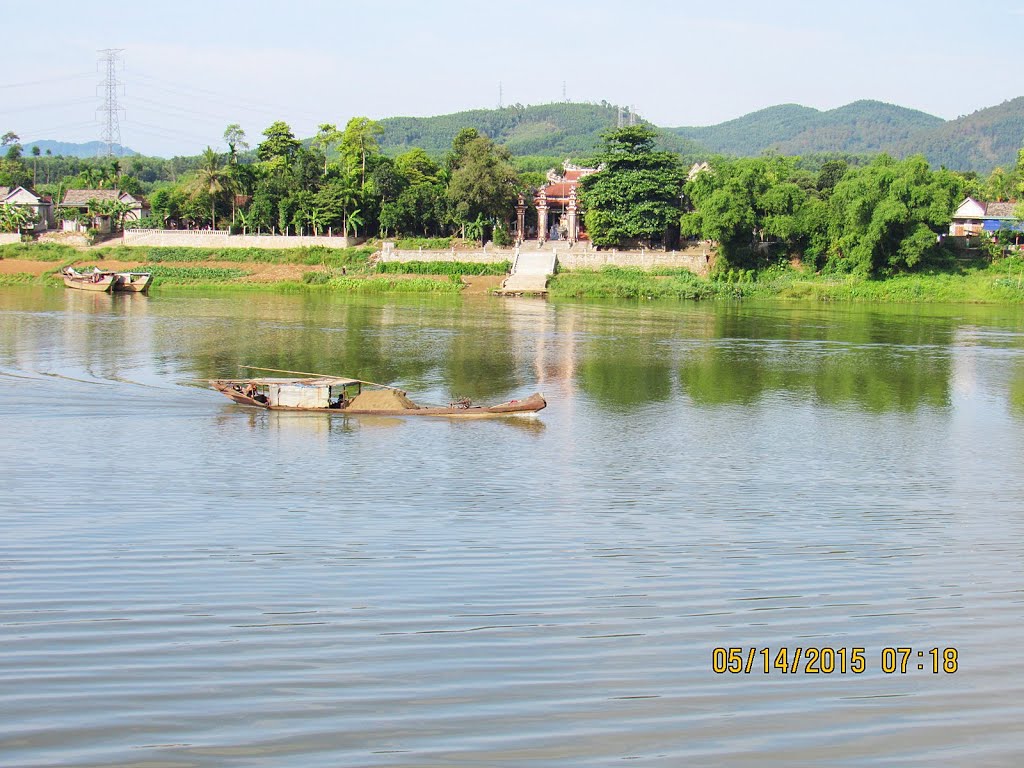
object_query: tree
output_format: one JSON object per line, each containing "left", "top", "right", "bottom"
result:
{"left": 446, "top": 128, "right": 480, "bottom": 173}
{"left": 579, "top": 125, "right": 686, "bottom": 247}
{"left": 223, "top": 124, "right": 249, "bottom": 161}
{"left": 827, "top": 155, "right": 965, "bottom": 276}
{"left": 446, "top": 135, "right": 518, "bottom": 232}
{"left": 0, "top": 202, "right": 32, "bottom": 232}
{"left": 187, "top": 147, "right": 231, "bottom": 228}
{"left": 395, "top": 148, "right": 442, "bottom": 187}
{"left": 311, "top": 123, "right": 343, "bottom": 176}
{"left": 341, "top": 117, "right": 383, "bottom": 190}
{"left": 31, "top": 146, "right": 40, "bottom": 187}
{"left": 256, "top": 121, "right": 300, "bottom": 162}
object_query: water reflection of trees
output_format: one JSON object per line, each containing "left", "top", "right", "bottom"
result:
{"left": 577, "top": 338, "right": 672, "bottom": 408}
{"left": 677, "top": 309, "right": 954, "bottom": 412}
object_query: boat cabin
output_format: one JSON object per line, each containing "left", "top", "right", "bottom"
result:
{"left": 237, "top": 377, "right": 362, "bottom": 409}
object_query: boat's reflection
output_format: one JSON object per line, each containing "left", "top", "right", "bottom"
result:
{"left": 216, "top": 405, "right": 546, "bottom": 436}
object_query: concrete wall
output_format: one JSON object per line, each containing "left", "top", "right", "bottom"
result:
{"left": 0, "top": 233, "right": 21, "bottom": 245}
{"left": 557, "top": 247, "right": 711, "bottom": 275}
{"left": 122, "top": 229, "right": 362, "bottom": 249}
{"left": 378, "top": 242, "right": 712, "bottom": 275}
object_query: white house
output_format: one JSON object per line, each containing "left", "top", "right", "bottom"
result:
{"left": 0, "top": 186, "right": 53, "bottom": 230}
{"left": 58, "top": 189, "right": 150, "bottom": 232}
{"left": 950, "top": 197, "right": 1021, "bottom": 236}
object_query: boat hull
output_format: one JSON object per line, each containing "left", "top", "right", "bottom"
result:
{"left": 62, "top": 274, "right": 116, "bottom": 292}
{"left": 210, "top": 382, "right": 546, "bottom": 418}
{"left": 113, "top": 273, "right": 152, "bottom": 293}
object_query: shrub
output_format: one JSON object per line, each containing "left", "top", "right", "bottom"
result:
{"left": 394, "top": 237, "right": 452, "bottom": 250}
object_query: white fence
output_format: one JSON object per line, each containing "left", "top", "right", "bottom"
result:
{"left": 0, "top": 233, "right": 21, "bottom": 245}
{"left": 122, "top": 229, "right": 362, "bottom": 249}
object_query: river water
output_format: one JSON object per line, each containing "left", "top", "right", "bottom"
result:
{"left": 1, "top": 287, "right": 1023, "bottom": 767}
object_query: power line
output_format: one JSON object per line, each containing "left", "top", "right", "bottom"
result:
{"left": 97, "top": 49, "right": 125, "bottom": 157}
{"left": 0, "top": 73, "right": 94, "bottom": 90}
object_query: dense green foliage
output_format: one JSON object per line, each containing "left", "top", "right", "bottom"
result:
{"left": 376, "top": 260, "right": 510, "bottom": 276}
{"left": 579, "top": 126, "right": 686, "bottom": 246}
{"left": 682, "top": 154, "right": 970, "bottom": 276}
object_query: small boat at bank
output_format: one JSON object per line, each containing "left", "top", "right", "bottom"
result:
{"left": 61, "top": 267, "right": 117, "bottom": 292}
{"left": 210, "top": 368, "right": 546, "bottom": 418}
{"left": 113, "top": 271, "right": 153, "bottom": 293}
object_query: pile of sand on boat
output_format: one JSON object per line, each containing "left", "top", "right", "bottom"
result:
{"left": 347, "top": 389, "right": 419, "bottom": 410}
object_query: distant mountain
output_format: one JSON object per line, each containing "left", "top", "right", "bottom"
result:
{"left": 668, "top": 99, "right": 1024, "bottom": 172}
{"left": 378, "top": 102, "right": 701, "bottom": 160}
{"left": 669, "top": 101, "right": 944, "bottom": 157}
{"left": 900, "top": 97, "right": 1024, "bottom": 172}
{"left": 22, "top": 140, "right": 137, "bottom": 158}
{"left": 377, "top": 98, "right": 1022, "bottom": 172}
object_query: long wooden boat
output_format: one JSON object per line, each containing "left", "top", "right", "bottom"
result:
{"left": 113, "top": 272, "right": 153, "bottom": 293}
{"left": 209, "top": 373, "right": 546, "bottom": 418}
{"left": 61, "top": 268, "right": 116, "bottom": 293}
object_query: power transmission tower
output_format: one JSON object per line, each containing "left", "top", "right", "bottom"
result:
{"left": 96, "top": 49, "right": 125, "bottom": 157}
{"left": 499, "top": 81, "right": 503, "bottom": 108}
{"left": 562, "top": 80, "right": 567, "bottom": 102}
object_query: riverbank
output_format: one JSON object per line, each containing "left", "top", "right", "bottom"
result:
{"left": 3, "top": 241, "right": 1023, "bottom": 303}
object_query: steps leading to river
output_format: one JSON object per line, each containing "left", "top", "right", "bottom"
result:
{"left": 498, "top": 250, "right": 557, "bottom": 295}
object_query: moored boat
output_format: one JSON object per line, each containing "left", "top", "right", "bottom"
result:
{"left": 61, "top": 267, "right": 116, "bottom": 293}
{"left": 209, "top": 370, "right": 546, "bottom": 418}
{"left": 113, "top": 272, "right": 153, "bottom": 293}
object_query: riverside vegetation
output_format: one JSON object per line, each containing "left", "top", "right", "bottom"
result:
{"left": 2, "top": 108, "right": 1023, "bottom": 302}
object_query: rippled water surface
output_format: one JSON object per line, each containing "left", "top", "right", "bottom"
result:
{"left": 2, "top": 287, "right": 1023, "bottom": 766}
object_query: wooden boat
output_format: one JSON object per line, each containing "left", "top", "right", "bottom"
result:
{"left": 209, "top": 369, "right": 546, "bottom": 418}
{"left": 113, "top": 272, "right": 153, "bottom": 293}
{"left": 61, "top": 267, "right": 116, "bottom": 293}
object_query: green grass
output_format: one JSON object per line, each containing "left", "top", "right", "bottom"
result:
{"left": 376, "top": 260, "right": 510, "bottom": 276}
{"left": 298, "top": 275, "right": 463, "bottom": 293}
{"left": 0, "top": 243, "right": 76, "bottom": 262}
{"left": 548, "top": 259, "right": 1024, "bottom": 303}
{"left": 0, "top": 273, "right": 38, "bottom": 286}
{"left": 394, "top": 237, "right": 452, "bottom": 250}
{"left": 0, "top": 242, "right": 373, "bottom": 269}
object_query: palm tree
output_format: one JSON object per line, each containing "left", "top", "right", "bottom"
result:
{"left": 188, "top": 147, "right": 231, "bottom": 229}
{"left": 345, "top": 209, "right": 363, "bottom": 238}
{"left": 465, "top": 214, "right": 485, "bottom": 245}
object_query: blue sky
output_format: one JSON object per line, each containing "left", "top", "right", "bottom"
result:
{"left": 3, "top": 0, "right": 1022, "bottom": 156}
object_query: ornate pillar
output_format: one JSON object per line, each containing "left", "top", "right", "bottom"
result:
{"left": 536, "top": 187, "right": 549, "bottom": 246}
{"left": 566, "top": 185, "right": 578, "bottom": 245}
{"left": 515, "top": 194, "right": 527, "bottom": 244}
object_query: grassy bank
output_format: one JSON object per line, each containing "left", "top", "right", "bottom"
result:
{"left": 548, "top": 260, "right": 1024, "bottom": 303}
{"left": 5, "top": 242, "right": 1024, "bottom": 302}
{"left": 0, "top": 241, "right": 374, "bottom": 267}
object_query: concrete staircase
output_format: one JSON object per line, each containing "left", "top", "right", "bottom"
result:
{"left": 498, "top": 249, "right": 557, "bottom": 295}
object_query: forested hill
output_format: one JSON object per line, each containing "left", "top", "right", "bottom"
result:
{"left": 379, "top": 99, "right": 1022, "bottom": 172}
{"left": 22, "top": 140, "right": 137, "bottom": 158}
{"left": 899, "top": 97, "right": 1024, "bottom": 172}
{"left": 670, "top": 101, "right": 944, "bottom": 157}
{"left": 378, "top": 102, "right": 701, "bottom": 159}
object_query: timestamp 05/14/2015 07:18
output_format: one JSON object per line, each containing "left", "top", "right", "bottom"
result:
{"left": 711, "top": 647, "right": 959, "bottom": 675}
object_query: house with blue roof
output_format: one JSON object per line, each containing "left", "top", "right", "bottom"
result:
{"left": 950, "top": 197, "right": 1023, "bottom": 237}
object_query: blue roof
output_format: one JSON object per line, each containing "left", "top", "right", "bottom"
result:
{"left": 983, "top": 219, "right": 1024, "bottom": 232}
